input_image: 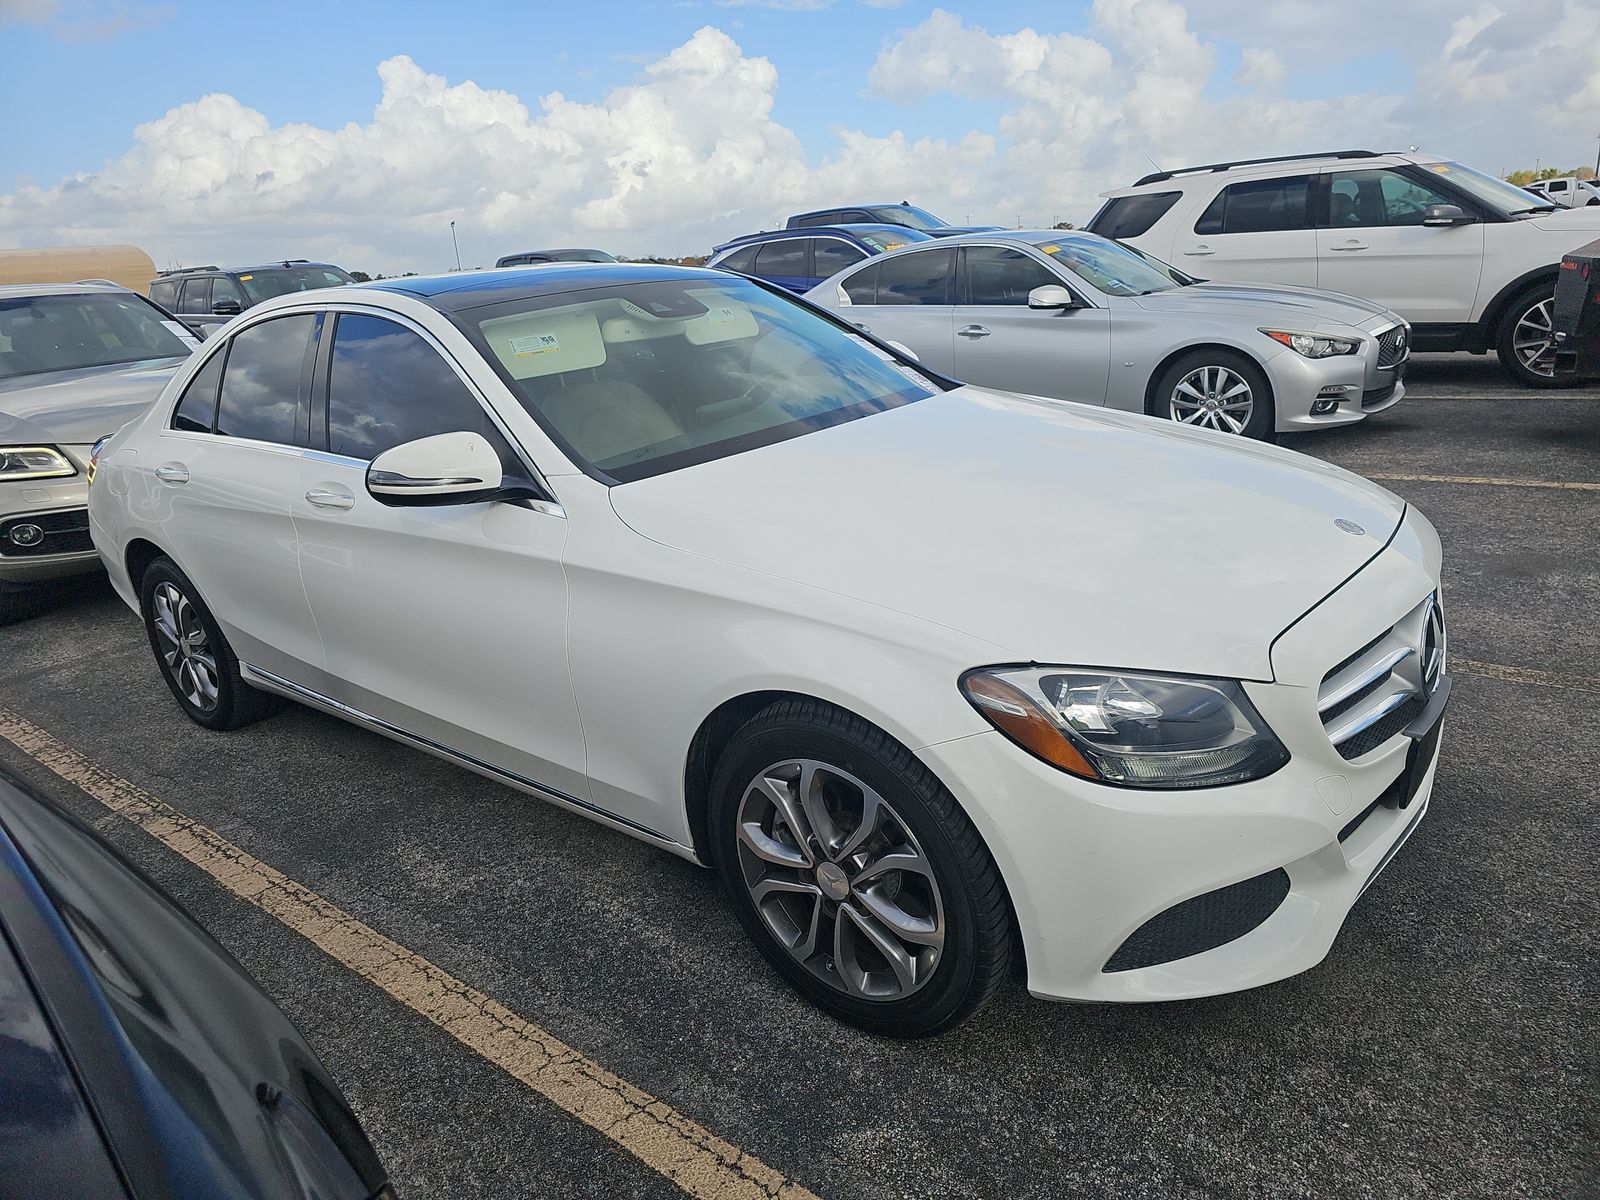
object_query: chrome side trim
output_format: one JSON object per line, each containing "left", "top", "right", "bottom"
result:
{"left": 1318, "top": 645, "right": 1414, "bottom": 714}
{"left": 239, "top": 663, "right": 685, "bottom": 850}
{"left": 1326, "top": 685, "right": 1417, "bottom": 747}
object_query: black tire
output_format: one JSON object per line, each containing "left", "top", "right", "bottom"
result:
{"left": 138, "top": 557, "right": 279, "bottom": 731}
{"left": 709, "top": 698, "right": 1012, "bottom": 1037}
{"left": 1495, "top": 282, "right": 1570, "bottom": 388}
{"left": 1149, "top": 348, "right": 1275, "bottom": 439}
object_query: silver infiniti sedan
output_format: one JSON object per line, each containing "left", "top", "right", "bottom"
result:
{"left": 0, "top": 283, "right": 196, "bottom": 621}
{"left": 804, "top": 231, "right": 1410, "bottom": 439}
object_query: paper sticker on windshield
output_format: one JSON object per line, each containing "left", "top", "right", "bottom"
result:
{"left": 238, "top": 274, "right": 253, "bottom": 280}
{"left": 160, "top": 320, "right": 201, "bottom": 349}
{"left": 510, "top": 332, "right": 561, "bottom": 357}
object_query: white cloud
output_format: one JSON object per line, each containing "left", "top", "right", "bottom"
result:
{"left": 1, "top": 3, "right": 1594, "bottom": 273}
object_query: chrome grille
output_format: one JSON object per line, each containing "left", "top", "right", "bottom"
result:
{"left": 1319, "top": 593, "right": 1444, "bottom": 760}
{"left": 1376, "top": 325, "right": 1409, "bottom": 369}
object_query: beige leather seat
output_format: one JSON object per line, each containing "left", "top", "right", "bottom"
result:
{"left": 539, "top": 380, "right": 682, "bottom": 464}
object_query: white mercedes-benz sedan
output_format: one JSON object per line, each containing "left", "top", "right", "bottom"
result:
{"left": 88, "top": 265, "right": 1449, "bottom": 1036}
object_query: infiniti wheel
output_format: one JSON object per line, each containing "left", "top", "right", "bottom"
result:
{"left": 1151, "top": 349, "right": 1273, "bottom": 439}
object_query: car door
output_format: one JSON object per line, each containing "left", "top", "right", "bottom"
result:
{"left": 290, "top": 309, "right": 588, "bottom": 800}
{"left": 949, "top": 244, "right": 1110, "bottom": 403}
{"left": 151, "top": 312, "right": 323, "bottom": 679}
{"left": 749, "top": 239, "right": 813, "bottom": 293}
{"left": 1316, "top": 166, "right": 1484, "bottom": 324}
{"left": 833, "top": 246, "right": 956, "bottom": 375}
{"left": 1174, "top": 174, "right": 1318, "bottom": 285}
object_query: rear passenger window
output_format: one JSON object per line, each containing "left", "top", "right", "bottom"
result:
{"left": 874, "top": 249, "right": 953, "bottom": 305}
{"left": 326, "top": 314, "right": 503, "bottom": 461}
{"left": 842, "top": 263, "right": 879, "bottom": 304}
{"left": 813, "top": 239, "right": 867, "bottom": 278}
{"left": 1194, "top": 176, "right": 1312, "bottom": 235}
{"left": 172, "top": 349, "right": 225, "bottom": 432}
{"left": 752, "top": 241, "right": 808, "bottom": 278}
{"left": 718, "top": 246, "right": 758, "bottom": 274}
{"left": 215, "top": 314, "right": 314, "bottom": 444}
{"left": 178, "top": 277, "right": 212, "bottom": 315}
{"left": 1087, "top": 192, "right": 1181, "bottom": 239}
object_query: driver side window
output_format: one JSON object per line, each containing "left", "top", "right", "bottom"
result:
{"left": 1326, "top": 169, "right": 1457, "bottom": 227}
{"left": 324, "top": 314, "right": 528, "bottom": 480}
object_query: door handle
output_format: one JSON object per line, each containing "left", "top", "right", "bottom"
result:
{"left": 153, "top": 463, "right": 189, "bottom": 485}
{"left": 958, "top": 325, "right": 991, "bottom": 338}
{"left": 1329, "top": 240, "right": 1369, "bottom": 251}
{"left": 1183, "top": 245, "right": 1215, "bottom": 257}
{"left": 305, "top": 487, "right": 355, "bottom": 511}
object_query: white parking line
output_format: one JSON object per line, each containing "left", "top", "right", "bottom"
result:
{"left": 0, "top": 708, "right": 819, "bottom": 1200}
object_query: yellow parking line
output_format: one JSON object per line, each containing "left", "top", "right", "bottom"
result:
{"left": 1452, "top": 659, "right": 1600, "bottom": 695}
{"left": 0, "top": 708, "right": 818, "bottom": 1200}
{"left": 1364, "top": 472, "right": 1600, "bottom": 492}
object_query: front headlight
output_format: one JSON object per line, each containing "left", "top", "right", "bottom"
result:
{"left": 0, "top": 446, "right": 76, "bottom": 481}
{"left": 960, "top": 667, "right": 1289, "bottom": 789}
{"left": 1260, "top": 329, "right": 1361, "bottom": 359}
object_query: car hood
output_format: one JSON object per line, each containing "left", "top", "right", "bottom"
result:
{"left": 609, "top": 387, "right": 1405, "bottom": 681}
{"left": 0, "top": 359, "right": 185, "bottom": 446}
{"left": 1133, "top": 282, "right": 1398, "bottom": 329}
{"left": 1527, "top": 207, "right": 1600, "bottom": 232}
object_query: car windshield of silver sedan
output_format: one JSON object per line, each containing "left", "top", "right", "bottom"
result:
{"left": 0, "top": 293, "right": 193, "bottom": 379}
{"left": 1039, "top": 237, "right": 1183, "bottom": 297}
{"left": 469, "top": 278, "right": 942, "bottom": 482}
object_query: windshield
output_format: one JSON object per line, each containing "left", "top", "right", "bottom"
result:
{"left": 1038, "top": 237, "right": 1182, "bottom": 296}
{"left": 855, "top": 228, "right": 935, "bottom": 253}
{"left": 0, "top": 292, "right": 192, "bottom": 379}
{"left": 237, "top": 265, "right": 354, "bottom": 304}
{"left": 468, "top": 277, "right": 941, "bottom": 482}
{"left": 872, "top": 206, "right": 949, "bottom": 231}
{"left": 1421, "top": 161, "right": 1559, "bottom": 215}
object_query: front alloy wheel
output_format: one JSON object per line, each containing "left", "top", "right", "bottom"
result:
{"left": 1510, "top": 296, "right": 1556, "bottom": 379}
{"left": 735, "top": 758, "right": 944, "bottom": 1000}
{"left": 1169, "top": 364, "right": 1256, "bottom": 434}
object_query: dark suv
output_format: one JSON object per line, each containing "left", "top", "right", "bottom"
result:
{"left": 149, "top": 260, "right": 354, "bottom": 335}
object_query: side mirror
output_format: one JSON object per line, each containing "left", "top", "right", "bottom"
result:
{"left": 1027, "top": 284, "right": 1077, "bottom": 309}
{"left": 366, "top": 431, "right": 504, "bottom": 506}
{"left": 1421, "top": 204, "right": 1473, "bottom": 228}
{"left": 885, "top": 340, "right": 919, "bottom": 361}
{"left": 211, "top": 299, "right": 242, "bottom": 316}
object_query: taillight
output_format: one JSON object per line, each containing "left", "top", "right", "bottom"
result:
{"left": 87, "top": 435, "right": 110, "bottom": 485}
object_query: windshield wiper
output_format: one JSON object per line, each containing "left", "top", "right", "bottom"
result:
{"left": 1508, "top": 205, "right": 1559, "bottom": 216}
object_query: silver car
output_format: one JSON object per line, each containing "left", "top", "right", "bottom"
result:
{"left": 804, "top": 231, "right": 1410, "bottom": 439}
{"left": 0, "top": 283, "right": 195, "bottom": 621}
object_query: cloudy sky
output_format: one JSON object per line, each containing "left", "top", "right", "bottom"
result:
{"left": 2, "top": 0, "right": 1596, "bottom": 275}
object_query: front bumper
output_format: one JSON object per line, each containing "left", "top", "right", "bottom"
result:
{"left": 0, "top": 468, "right": 99, "bottom": 588}
{"left": 922, "top": 522, "right": 1445, "bottom": 1003}
{"left": 1269, "top": 320, "right": 1410, "bottom": 432}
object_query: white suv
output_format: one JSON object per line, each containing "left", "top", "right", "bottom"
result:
{"left": 1088, "top": 150, "right": 1600, "bottom": 386}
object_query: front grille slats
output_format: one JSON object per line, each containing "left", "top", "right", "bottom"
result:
{"left": 1376, "top": 325, "right": 1409, "bottom": 369}
{"left": 1318, "top": 592, "right": 1442, "bottom": 761}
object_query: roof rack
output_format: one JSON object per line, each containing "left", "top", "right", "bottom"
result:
{"left": 156, "top": 265, "right": 219, "bottom": 276}
{"left": 1133, "top": 150, "right": 1382, "bottom": 187}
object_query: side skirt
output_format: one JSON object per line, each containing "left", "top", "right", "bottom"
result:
{"left": 239, "top": 662, "right": 700, "bottom": 863}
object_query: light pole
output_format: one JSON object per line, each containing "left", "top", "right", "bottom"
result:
{"left": 449, "top": 220, "right": 462, "bottom": 271}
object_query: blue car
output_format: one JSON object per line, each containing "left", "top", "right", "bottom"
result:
{"left": 784, "top": 202, "right": 1004, "bottom": 238}
{"left": 706, "top": 224, "right": 934, "bottom": 293}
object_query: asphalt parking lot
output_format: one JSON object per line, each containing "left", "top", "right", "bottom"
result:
{"left": 1, "top": 353, "right": 1595, "bottom": 1199}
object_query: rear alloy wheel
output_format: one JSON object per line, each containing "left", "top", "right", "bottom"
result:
{"left": 710, "top": 699, "right": 1012, "bottom": 1037}
{"left": 1496, "top": 287, "right": 1567, "bottom": 388}
{"left": 1152, "top": 350, "right": 1274, "bottom": 439}
{"left": 139, "top": 557, "right": 279, "bottom": 731}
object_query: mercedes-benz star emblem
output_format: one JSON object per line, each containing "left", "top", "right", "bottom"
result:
{"left": 1333, "top": 518, "right": 1366, "bottom": 536}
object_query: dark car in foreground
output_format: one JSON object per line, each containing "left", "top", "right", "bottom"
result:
{"left": 0, "top": 769, "right": 391, "bottom": 1200}
{"left": 149, "top": 262, "right": 355, "bottom": 337}
{"left": 1553, "top": 236, "right": 1600, "bottom": 377}
{"left": 495, "top": 248, "right": 617, "bottom": 267}
{"left": 707, "top": 224, "right": 934, "bottom": 292}
{"left": 784, "top": 202, "right": 1004, "bottom": 238}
